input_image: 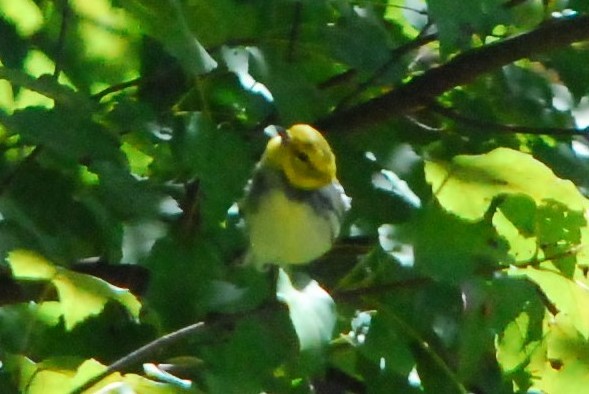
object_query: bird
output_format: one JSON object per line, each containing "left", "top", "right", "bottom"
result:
{"left": 241, "top": 124, "right": 351, "bottom": 270}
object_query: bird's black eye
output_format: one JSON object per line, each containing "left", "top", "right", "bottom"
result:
{"left": 295, "top": 151, "right": 310, "bottom": 163}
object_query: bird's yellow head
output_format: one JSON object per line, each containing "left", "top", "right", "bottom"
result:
{"left": 262, "top": 124, "right": 337, "bottom": 190}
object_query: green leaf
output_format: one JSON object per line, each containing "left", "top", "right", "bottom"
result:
{"left": 7, "top": 249, "right": 57, "bottom": 280}
{"left": 533, "top": 314, "right": 589, "bottom": 393}
{"left": 121, "top": 0, "right": 217, "bottom": 76}
{"left": 425, "top": 147, "right": 589, "bottom": 221}
{"left": 5, "top": 355, "right": 187, "bottom": 394}
{"left": 202, "top": 316, "right": 292, "bottom": 393}
{"left": 6, "top": 250, "right": 141, "bottom": 330}
{"left": 5, "top": 106, "right": 122, "bottom": 164}
{"left": 413, "top": 204, "right": 508, "bottom": 282}
{"left": 546, "top": 47, "right": 589, "bottom": 102}
{"left": 360, "top": 311, "right": 415, "bottom": 376}
{"left": 512, "top": 267, "right": 589, "bottom": 338}
{"left": 174, "top": 112, "right": 253, "bottom": 229}
{"left": 325, "top": 7, "right": 395, "bottom": 74}
{"left": 91, "top": 160, "right": 162, "bottom": 220}
{"left": 52, "top": 269, "right": 141, "bottom": 330}
{"left": 496, "top": 311, "right": 543, "bottom": 377}
{"left": 426, "top": 0, "right": 509, "bottom": 54}
{"left": 144, "top": 237, "right": 224, "bottom": 328}
{"left": 0, "top": 68, "right": 93, "bottom": 110}
{"left": 0, "top": 17, "right": 28, "bottom": 70}
{"left": 276, "top": 268, "right": 336, "bottom": 351}
{"left": 493, "top": 196, "right": 587, "bottom": 276}
{"left": 0, "top": 162, "right": 121, "bottom": 261}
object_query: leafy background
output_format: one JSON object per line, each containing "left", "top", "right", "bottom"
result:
{"left": 1, "top": 0, "right": 589, "bottom": 393}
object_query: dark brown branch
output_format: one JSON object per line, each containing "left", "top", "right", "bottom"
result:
{"left": 318, "top": 14, "right": 589, "bottom": 133}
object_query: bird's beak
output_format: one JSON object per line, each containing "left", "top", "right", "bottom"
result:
{"left": 275, "top": 126, "right": 290, "bottom": 144}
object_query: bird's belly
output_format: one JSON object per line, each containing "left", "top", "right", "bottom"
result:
{"left": 247, "top": 189, "right": 333, "bottom": 266}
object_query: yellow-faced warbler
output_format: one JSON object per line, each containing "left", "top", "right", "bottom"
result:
{"left": 241, "top": 124, "right": 351, "bottom": 269}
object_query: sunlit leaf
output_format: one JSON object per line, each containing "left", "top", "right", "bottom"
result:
{"left": 0, "top": 68, "right": 93, "bottom": 109}
{"left": 533, "top": 314, "right": 589, "bottom": 393}
{"left": 5, "top": 356, "right": 187, "bottom": 394}
{"left": 7, "top": 250, "right": 141, "bottom": 330}
{"left": 496, "top": 311, "right": 543, "bottom": 374}
{"left": 425, "top": 147, "right": 589, "bottom": 221}
{"left": 511, "top": 267, "right": 589, "bottom": 338}
{"left": 276, "top": 268, "right": 336, "bottom": 351}
{"left": 8, "top": 249, "right": 57, "bottom": 279}
{"left": 53, "top": 269, "right": 141, "bottom": 330}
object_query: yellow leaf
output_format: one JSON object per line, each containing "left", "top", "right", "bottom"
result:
{"left": 425, "top": 148, "right": 588, "bottom": 221}
{"left": 7, "top": 249, "right": 57, "bottom": 280}
{"left": 512, "top": 267, "right": 589, "bottom": 338}
{"left": 53, "top": 269, "right": 141, "bottom": 330}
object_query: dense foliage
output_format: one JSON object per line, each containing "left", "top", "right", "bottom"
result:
{"left": 1, "top": 0, "right": 589, "bottom": 393}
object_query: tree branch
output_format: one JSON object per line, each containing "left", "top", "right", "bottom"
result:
{"left": 69, "top": 322, "right": 206, "bottom": 394}
{"left": 318, "top": 14, "right": 589, "bottom": 132}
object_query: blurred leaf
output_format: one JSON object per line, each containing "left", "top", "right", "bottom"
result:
{"left": 0, "top": 17, "right": 28, "bottom": 70}
{"left": 325, "top": 7, "right": 394, "bottom": 74}
{"left": 91, "top": 161, "right": 163, "bottom": 221}
{"left": 8, "top": 249, "right": 57, "bottom": 279}
{"left": 276, "top": 268, "right": 336, "bottom": 351}
{"left": 426, "top": 0, "right": 509, "bottom": 54}
{"left": 174, "top": 112, "right": 253, "bottom": 229}
{"left": 569, "top": 0, "right": 589, "bottom": 13}
{"left": 360, "top": 311, "right": 415, "bottom": 376}
{"left": 202, "top": 315, "right": 294, "bottom": 394}
{"left": 413, "top": 203, "right": 507, "bottom": 282}
{"left": 121, "top": 0, "right": 217, "bottom": 76}
{"left": 546, "top": 47, "right": 589, "bottom": 102}
{"left": 5, "top": 106, "right": 121, "bottom": 163}
{"left": 143, "top": 236, "right": 225, "bottom": 328}
{"left": 0, "top": 68, "right": 93, "bottom": 110}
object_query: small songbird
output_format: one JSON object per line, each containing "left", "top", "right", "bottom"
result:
{"left": 241, "top": 124, "right": 351, "bottom": 270}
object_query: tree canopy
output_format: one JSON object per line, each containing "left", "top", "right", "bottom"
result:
{"left": 1, "top": 0, "right": 589, "bottom": 393}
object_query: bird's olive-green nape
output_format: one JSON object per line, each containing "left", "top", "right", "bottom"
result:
{"left": 262, "top": 124, "right": 337, "bottom": 190}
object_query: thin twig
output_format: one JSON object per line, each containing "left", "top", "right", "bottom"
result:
{"left": 53, "top": 0, "right": 70, "bottom": 80}
{"left": 334, "top": 32, "right": 437, "bottom": 110}
{"left": 91, "top": 77, "right": 142, "bottom": 101}
{"left": 69, "top": 322, "right": 206, "bottom": 394}
{"left": 332, "top": 277, "right": 431, "bottom": 302}
{"left": 431, "top": 102, "right": 589, "bottom": 136}
{"left": 382, "top": 305, "right": 469, "bottom": 394}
